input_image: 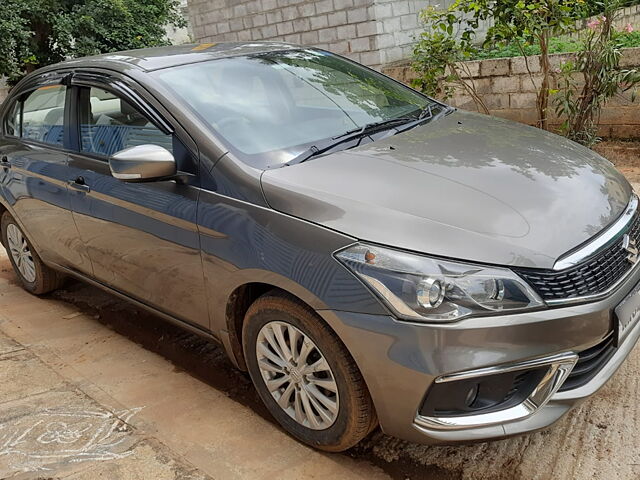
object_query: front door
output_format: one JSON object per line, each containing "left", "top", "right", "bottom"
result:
{"left": 66, "top": 83, "right": 208, "bottom": 329}
{"left": 0, "top": 83, "right": 92, "bottom": 274}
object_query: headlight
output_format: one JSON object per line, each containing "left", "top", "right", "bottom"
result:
{"left": 335, "top": 244, "right": 544, "bottom": 322}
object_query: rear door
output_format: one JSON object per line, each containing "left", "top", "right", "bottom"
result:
{"left": 0, "top": 79, "right": 92, "bottom": 274}
{"left": 65, "top": 75, "right": 209, "bottom": 329}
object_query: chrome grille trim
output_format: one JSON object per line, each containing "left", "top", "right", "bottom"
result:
{"left": 553, "top": 195, "right": 638, "bottom": 271}
{"left": 514, "top": 195, "right": 640, "bottom": 304}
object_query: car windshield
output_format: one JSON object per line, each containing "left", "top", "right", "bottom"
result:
{"left": 153, "top": 49, "right": 437, "bottom": 164}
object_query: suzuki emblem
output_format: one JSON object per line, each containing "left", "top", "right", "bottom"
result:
{"left": 623, "top": 234, "right": 639, "bottom": 265}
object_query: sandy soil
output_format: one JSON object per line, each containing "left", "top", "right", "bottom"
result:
{"left": 595, "top": 140, "right": 640, "bottom": 183}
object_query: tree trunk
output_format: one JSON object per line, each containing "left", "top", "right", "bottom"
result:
{"left": 537, "top": 31, "right": 551, "bottom": 131}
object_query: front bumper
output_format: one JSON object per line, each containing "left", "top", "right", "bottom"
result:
{"left": 317, "top": 262, "right": 640, "bottom": 444}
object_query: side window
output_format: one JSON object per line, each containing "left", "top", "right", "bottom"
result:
{"left": 21, "top": 85, "right": 66, "bottom": 146}
{"left": 6, "top": 101, "right": 20, "bottom": 136}
{"left": 80, "top": 87, "right": 172, "bottom": 157}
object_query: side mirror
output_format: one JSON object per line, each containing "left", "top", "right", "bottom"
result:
{"left": 109, "top": 144, "right": 176, "bottom": 182}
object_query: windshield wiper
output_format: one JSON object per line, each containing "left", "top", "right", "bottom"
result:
{"left": 333, "top": 117, "right": 415, "bottom": 140}
{"left": 285, "top": 117, "right": 414, "bottom": 166}
{"left": 284, "top": 104, "right": 455, "bottom": 166}
{"left": 394, "top": 104, "right": 455, "bottom": 134}
{"left": 418, "top": 104, "right": 433, "bottom": 120}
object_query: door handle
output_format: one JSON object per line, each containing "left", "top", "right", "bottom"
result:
{"left": 68, "top": 176, "right": 90, "bottom": 192}
{"left": 0, "top": 156, "right": 10, "bottom": 169}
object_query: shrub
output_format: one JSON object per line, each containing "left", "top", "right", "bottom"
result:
{"left": 412, "top": 0, "right": 640, "bottom": 144}
{"left": 554, "top": 4, "right": 640, "bottom": 146}
{"left": 411, "top": 7, "right": 489, "bottom": 114}
{"left": 412, "top": 0, "right": 584, "bottom": 130}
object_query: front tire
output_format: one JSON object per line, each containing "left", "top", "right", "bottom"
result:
{"left": 1, "top": 212, "right": 63, "bottom": 294}
{"left": 243, "top": 293, "right": 377, "bottom": 452}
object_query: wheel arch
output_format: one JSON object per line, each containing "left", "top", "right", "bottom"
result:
{"left": 0, "top": 197, "right": 40, "bottom": 253}
{"left": 222, "top": 280, "right": 329, "bottom": 371}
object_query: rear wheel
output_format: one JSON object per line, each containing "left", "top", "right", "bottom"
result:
{"left": 243, "top": 293, "right": 377, "bottom": 452}
{"left": 1, "top": 212, "right": 63, "bottom": 294}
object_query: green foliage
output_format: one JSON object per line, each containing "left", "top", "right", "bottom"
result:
{"left": 471, "top": 31, "right": 640, "bottom": 59}
{"left": 616, "top": 30, "right": 640, "bottom": 47}
{"left": 0, "top": 0, "right": 186, "bottom": 84}
{"left": 473, "top": 37, "right": 582, "bottom": 59}
{"left": 411, "top": 0, "right": 640, "bottom": 140}
{"left": 411, "top": 7, "right": 485, "bottom": 109}
{"left": 412, "top": 0, "right": 585, "bottom": 128}
{"left": 486, "top": 0, "right": 583, "bottom": 44}
{"left": 554, "top": 4, "right": 640, "bottom": 146}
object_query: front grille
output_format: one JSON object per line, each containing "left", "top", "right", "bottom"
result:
{"left": 514, "top": 212, "right": 640, "bottom": 302}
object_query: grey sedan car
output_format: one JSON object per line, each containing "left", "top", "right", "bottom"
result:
{"left": 0, "top": 42, "right": 639, "bottom": 452}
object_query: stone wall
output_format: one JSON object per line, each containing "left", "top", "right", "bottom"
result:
{"left": 186, "top": 0, "right": 470, "bottom": 68}
{"left": 166, "top": 0, "right": 193, "bottom": 45}
{"left": 187, "top": 0, "right": 378, "bottom": 66}
{"left": 572, "top": 4, "right": 640, "bottom": 34}
{"left": 613, "top": 3, "right": 640, "bottom": 30}
{"left": 383, "top": 47, "right": 640, "bottom": 139}
{"left": 372, "top": 0, "right": 426, "bottom": 65}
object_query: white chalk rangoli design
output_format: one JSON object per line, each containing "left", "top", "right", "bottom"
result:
{"left": 0, "top": 406, "right": 143, "bottom": 473}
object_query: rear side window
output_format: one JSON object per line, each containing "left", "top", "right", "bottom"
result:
{"left": 79, "top": 87, "right": 172, "bottom": 157}
{"left": 21, "top": 85, "right": 66, "bottom": 146}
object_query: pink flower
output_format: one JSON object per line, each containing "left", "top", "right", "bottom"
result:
{"left": 625, "top": 24, "right": 634, "bottom": 33}
{"left": 587, "top": 18, "right": 601, "bottom": 30}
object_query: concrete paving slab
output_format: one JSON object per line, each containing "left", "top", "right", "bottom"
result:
{"left": 0, "top": 350, "right": 65, "bottom": 405}
{"left": 0, "top": 388, "right": 139, "bottom": 476}
{"left": 0, "top": 369, "right": 210, "bottom": 480}
{"left": 50, "top": 441, "right": 211, "bottom": 480}
{"left": 9, "top": 440, "right": 210, "bottom": 480}
{"left": 0, "top": 331, "right": 22, "bottom": 356}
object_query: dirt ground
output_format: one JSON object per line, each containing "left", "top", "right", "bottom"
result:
{"left": 594, "top": 140, "right": 640, "bottom": 183}
{"left": 1, "top": 144, "right": 640, "bottom": 480}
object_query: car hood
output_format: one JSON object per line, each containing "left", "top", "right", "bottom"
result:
{"left": 261, "top": 111, "right": 632, "bottom": 269}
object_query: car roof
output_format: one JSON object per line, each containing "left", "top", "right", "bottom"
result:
{"left": 38, "top": 42, "right": 302, "bottom": 74}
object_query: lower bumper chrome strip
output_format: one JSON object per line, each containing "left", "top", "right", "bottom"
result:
{"left": 414, "top": 352, "right": 578, "bottom": 431}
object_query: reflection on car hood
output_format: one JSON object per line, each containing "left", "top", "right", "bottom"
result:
{"left": 261, "top": 110, "right": 632, "bottom": 269}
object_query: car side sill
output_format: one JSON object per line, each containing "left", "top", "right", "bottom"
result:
{"left": 51, "top": 263, "right": 221, "bottom": 345}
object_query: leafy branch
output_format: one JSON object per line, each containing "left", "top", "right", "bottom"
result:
{"left": 0, "top": 0, "right": 186, "bottom": 84}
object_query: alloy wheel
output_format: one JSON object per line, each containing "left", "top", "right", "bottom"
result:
{"left": 6, "top": 223, "right": 36, "bottom": 283}
{"left": 256, "top": 321, "right": 339, "bottom": 430}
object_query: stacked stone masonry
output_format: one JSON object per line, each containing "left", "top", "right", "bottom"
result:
{"left": 571, "top": 4, "right": 640, "bottom": 36}
{"left": 383, "top": 47, "right": 640, "bottom": 140}
{"left": 186, "top": 0, "right": 470, "bottom": 68}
